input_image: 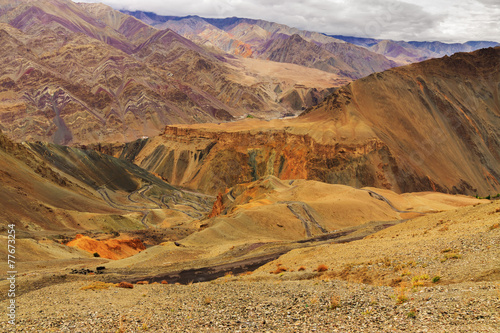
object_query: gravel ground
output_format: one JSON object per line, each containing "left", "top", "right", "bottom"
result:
{"left": 2, "top": 279, "right": 499, "bottom": 332}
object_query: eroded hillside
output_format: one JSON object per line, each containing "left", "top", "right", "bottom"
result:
{"left": 96, "top": 47, "right": 500, "bottom": 197}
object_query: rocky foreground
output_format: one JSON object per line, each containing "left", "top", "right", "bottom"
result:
{"left": 2, "top": 277, "right": 498, "bottom": 332}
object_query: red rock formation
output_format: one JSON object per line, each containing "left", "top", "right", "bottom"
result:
{"left": 66, "top": 234, "right": 146, "bottom": 260}
{"left": 208, "top": 192, "right": 225, "bottom": 218}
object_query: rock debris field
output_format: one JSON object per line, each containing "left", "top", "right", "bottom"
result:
{"left": 2, "top": 278, "right": 498, "bottom": 332}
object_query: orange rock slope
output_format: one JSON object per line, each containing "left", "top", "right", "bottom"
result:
{"left": 66, "top": 234, "right": 146, "bottom": 260}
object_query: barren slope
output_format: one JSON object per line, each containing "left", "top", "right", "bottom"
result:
{"left": 99, "top": 176, "right": 486, "bottom": 274}
{"left": 303, "top": 47, "right": 500, "bottom": 195}
{"left": 255, "top": 199, "right": 500, "bottom": 286}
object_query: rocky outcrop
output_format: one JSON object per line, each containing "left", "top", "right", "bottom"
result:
{"left": 208, "top": 193, "right": 225, "bottom": 218}
{"left": 112, "top": 125, "right": 416, "bottom": 195}
{"left": 66, "top": 234, "right": 146, "bottom": 260}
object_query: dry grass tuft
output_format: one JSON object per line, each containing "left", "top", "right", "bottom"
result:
{"left": 441, "top": 252, "right": 462, "bottom": 262}
{"left": 395, "top": 286, "right": 408, "bottom": 304}
{"left": 80, "top": 281, "right": 116, "bottom": 291}
{"left": 327, "top": 295, "right": 341, "bottom": 310}
{"left": 411, "top": 274, "right": 429, "bottom": 287}
{"left": 489, "top": 223, "right": 499, "bottom": 230}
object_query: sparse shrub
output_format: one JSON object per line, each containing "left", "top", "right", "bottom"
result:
{"left": 315, "top": 264, "right": 328, "bottom": 272}
{"left": 401, "top": 269, "right": 411, "bottom": 277}
{"left": 80, "top": 281, "right": 115, "bottom": 291}
{"left": 327, "top": 295, "right": 341, "bottom": 310}
{"left": 444, "top": 253, "right": 462, "bottom": 260}
{"left": 407, "top": 261, "right": 417, "bottom": 268}
{"left": 407, "top": 310, "right": 417, "bottom": 318}
{"left": 489, "top": 223, "right": 499, "bottom": 230}
{"left": 394, "top": 284, "right": 408, "bottom": 304}
{"left": 432, "top": 275, "right": 441, "bottom": 283}
{"left": 93, "top": 252, "right": 100, "bottom": 257}
{"left": 411, "top": 274, "right": 429, "bottom": 287}
{"left": 441, "top": 252, "right": 462, "bottom": 262}
{"left": 298, "top": 266, "right": 306, "bottom": 271}
{"left": 412, "top": 274, "right": 429, "bottom": 281}
{"left": 397, "top": 293, "right": 408, "bottom": 304}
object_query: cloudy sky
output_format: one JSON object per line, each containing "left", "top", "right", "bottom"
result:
{"left": 80, "top": 0, "right": 500, "bottom": 43}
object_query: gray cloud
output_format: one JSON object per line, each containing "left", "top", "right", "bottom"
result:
{"left": 77, "top": 0, "right": 500, "bottom": 42}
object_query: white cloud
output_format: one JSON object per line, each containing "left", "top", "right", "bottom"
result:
{"left": 77, "top": 0, "right": 500, "bottom": 42}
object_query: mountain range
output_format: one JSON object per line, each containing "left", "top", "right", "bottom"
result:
{"left": 0, "top": 0, "right": 393, "bottom": 145}
{"left": 330, "top": 35, "right": 499, "bottom": 65}
{"left": 0, "top": 0, "right": 497, "bottom": 147}
{"left": 124, "top": 11, "right": 499, "bottom": 67}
